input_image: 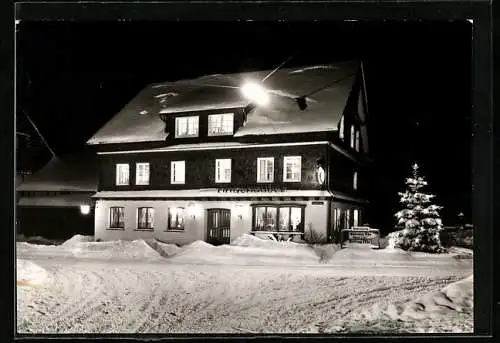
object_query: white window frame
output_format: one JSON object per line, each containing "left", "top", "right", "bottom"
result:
{"left": 208, "top": 113, "right": 234, "bottom": 136}
{"left": 109, "top": 207, "right": 125, "bottom": 229}
{"left": 353, "top": 171, "right": 358, "bottom": 190}
{"left": 339, "top": 116, "right": 345, "bottom": 140}
{"left": 215, "top": 158, "right": 232, "bottom": 183}
{"left": 175, "top": 116, "right": 199, "bottom": 138}
{"left": 116, "top": 163, "right": 130, "bottom": 186}
{"left": 135, "top": 162, "right": 150, "bottom": 185}
{"left": 283, "top": 156, "right": 302, "bottom": 182}
{"left": 257, "top": 157, "right": 274, "bottom": 183}
{"left": 171, "top": 161, "right": 186, "bottom": 184}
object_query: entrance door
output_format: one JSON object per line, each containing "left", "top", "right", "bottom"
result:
{"left": 207, "top": 209, "right": 231, "bottom": 245}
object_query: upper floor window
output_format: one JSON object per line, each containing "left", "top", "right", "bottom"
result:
{"left": 350, "top": 126, "right": 356, "bottom": 148}
{"left": 175, "top": 116, "right": 199, "bottom": 138}
{"left": 116, "top": 164, "right": 130, "bottom": 185}
{"left": 109, "top": 207, "right": 125, "bottom": 229}
{"left": 353, "top": 171, "right": 358, "bottom": 190}
{"left": 135, "top": 162, "right": 150, "bottom": 185}
{"left": 215, "top": 159, "right": 232, "bottom": 183}
{"left": 257, "top": 157, "right": 274, "bottom": 183}
{"left": 137, "top": 207, "right": 154, "bottom": 230}
{"left": 208, "top": 113, "right": 234, "bottom": 136}
{"left": 171, "top": 161, "right": 186, "bottom": 184}
{"left": 339, "top": 116, "right": 345, "bottom": 140}
{"left": 283, "top": 156, "right": 302, "bottom": 182}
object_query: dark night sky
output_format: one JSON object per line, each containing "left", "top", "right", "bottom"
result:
{"left": 16, "top": 21, "right": 472, "bottom": 227}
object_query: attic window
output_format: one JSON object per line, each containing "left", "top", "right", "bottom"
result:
{"left": 175, "top": 116, "right": 199, "bottom": 138}
{"left": 208, "top": 113, "right": 234, "bottom": 136}
{"left": 139, "top": 110, "right": 148, "bottom": 115}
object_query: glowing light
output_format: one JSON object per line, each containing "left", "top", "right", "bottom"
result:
{"left": 80, "top": 205, "right": 90, "bottom": 215}
{"left": 316, "top": 166, "right": 325, "bottom": 184}
{"left": 240, "top": 82, "right": 270, "bottom": 106}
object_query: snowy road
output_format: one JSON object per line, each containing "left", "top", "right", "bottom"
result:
{"left": 17, "top": 257, "right": 472, "bottom": 334}
{"left": 16, "top": 237, "right": 473, "bottom": 334}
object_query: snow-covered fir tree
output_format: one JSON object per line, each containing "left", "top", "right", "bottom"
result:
{"left": 393, "top": 163, "right": 446, "bottom": 253}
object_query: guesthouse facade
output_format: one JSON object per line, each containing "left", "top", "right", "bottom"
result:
{"left": 87, "top": 61, "right": 372, "bottom": 245}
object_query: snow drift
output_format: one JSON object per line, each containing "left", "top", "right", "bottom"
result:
{"left": 354, "top": 274, "right": 473, "bottom": 323}
{"left": 61, "top": 235, "right": 95, "bottom": 247}
{"left": 17, "top": 259, "right": 50, "bottom": 287}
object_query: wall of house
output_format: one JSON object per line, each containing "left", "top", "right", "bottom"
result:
{"left": 17, "top": 206, "right": 95, "bottom": 239}
{"left": 94, "top": 199, "right": 329, "bottom": 245}
{"left": 98, "top": 144, "right": 328, "bottom": 191}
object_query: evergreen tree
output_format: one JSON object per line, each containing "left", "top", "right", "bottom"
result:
{"left": 393, "top": 163, "right": 446, "bottom": 253}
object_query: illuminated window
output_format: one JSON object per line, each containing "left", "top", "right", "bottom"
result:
{"left": 353, "top": 172, "right": 358, "bottom": 190}
{"left": 116, "top": 164, "right": 129, "bottom": 185}
{"left": 135, "top": 163, "right": 150, "bottom": 185}
{"left": 253, "top": 205, "right": 304, "bottom": 232}
{"left": 257, "top": 157, "right": 274, "bottom": 183}
{"left": 168, "top": 207, "right": 185, "bottom": 231}
{"left": 353, "top": 209, "right": 360, "bottom": 227}
{"left": 137, "top": 207, "right": 154, "bottom": 230}
{"left": 175, "top": 116, "right": 199, "bottom": 137}
{"left": 283, "top": 156, "right": 301, "bottom": 182}
{"left": 208, "top": 113, "right": 234, "bottom": 135}
{"left": 171, "top": 161, "right": 185, "bottom": 184}
{"left": 215, "top": 159, "right": 231, "bottom": 183}
{"left": 109, "top": 207, "right": 125, "bottom": 229}
{"left": 350, "top": 126, "right": 356, "bottom": 148}
{"left": 339, "top": 116, "right": 345, "bottom": 140}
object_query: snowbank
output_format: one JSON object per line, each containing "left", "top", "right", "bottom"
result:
{"left": 16, "top": 259, "right": 50, "bottom": 287}
{"left": 61, "top": 235, "right": 95, "bottom": 247}
{"left": 144, "top": 239, "right": 182, "bottom": 257}
{"left": 231, "top": 233, "right": 302, "bottom": 249}
{"left": 355, "top": 275, "right": 473, "bottom": 322}
{"left": 69, "top": 240, "right": 162, "bottom": 260}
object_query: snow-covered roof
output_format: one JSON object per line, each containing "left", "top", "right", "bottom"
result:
{"left": 17, "top": 148, "right": 98, "bottom": 192}
{"left": 87, "top": 61, "right": 359, "bottom": 145}
{"left": 18, "top": 193, "right": 94, "bottom": 207}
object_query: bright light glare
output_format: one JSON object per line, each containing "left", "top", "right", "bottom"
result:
{"left": 240, "top": 82, "right": 270, "bottom": 106}
{"left": 80, "top": 204, "right": 90, "bottom": 215}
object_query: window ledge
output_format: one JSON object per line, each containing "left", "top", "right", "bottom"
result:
{"left": 135, "top": 228, "right": 154, "bottom": 231}
{"left": 164, "top": 230, "right": 185, "bottom": 233}
{"left": 283, "top": 180, "right": 301, "bottom": 183}
{"left": 106, "top": 227, "right": 125, "bottom": 231}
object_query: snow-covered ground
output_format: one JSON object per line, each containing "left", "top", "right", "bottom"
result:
{"left": 16, "top": 234, "right": 473, "bottom": 334}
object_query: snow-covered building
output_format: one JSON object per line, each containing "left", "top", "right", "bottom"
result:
{"left": 17, "top": 148, "right": 98, "bottom": 239}
{"left": 87, "top": 60, "right": 371, "bottom": 245}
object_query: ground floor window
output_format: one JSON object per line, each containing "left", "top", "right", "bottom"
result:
{"left": 168, "top": 207, "right": 185, "bottom": 231}
{"left": 137, "top": 207, "right": 154, "bottom": 230}
{"left": 252, "top": 205, "right": 305, "bottom": 232}
{"left": 353, "top": 209, "right": 360, "bottom": 227}
{"left": 109, "top": 207, "right": 125, "bottom": 229}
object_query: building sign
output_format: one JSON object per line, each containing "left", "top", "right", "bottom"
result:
{"left": 341, "top": 226, "right": 380, "bottom": 248}
{"left": 217, "top": 186, "right": 288, "bottom": 193}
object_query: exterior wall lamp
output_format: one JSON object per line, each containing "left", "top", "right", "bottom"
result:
{"left": 80, "top": 204, "right": 90, "bottom": 215}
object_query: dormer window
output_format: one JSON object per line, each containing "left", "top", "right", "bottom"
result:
{"left": 175, "top": 116, "right": 199, "bottom": 138}
{"left": 208, "top": 113, "right": 234, "bottom": 136}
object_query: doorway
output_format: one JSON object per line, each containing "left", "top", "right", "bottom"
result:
{"left": 206, "top": 208, "right": 231, "bottom": 245}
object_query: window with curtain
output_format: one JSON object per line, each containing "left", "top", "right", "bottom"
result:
{"left": 137, "top": 207, "right": 154, "bottom": 230}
